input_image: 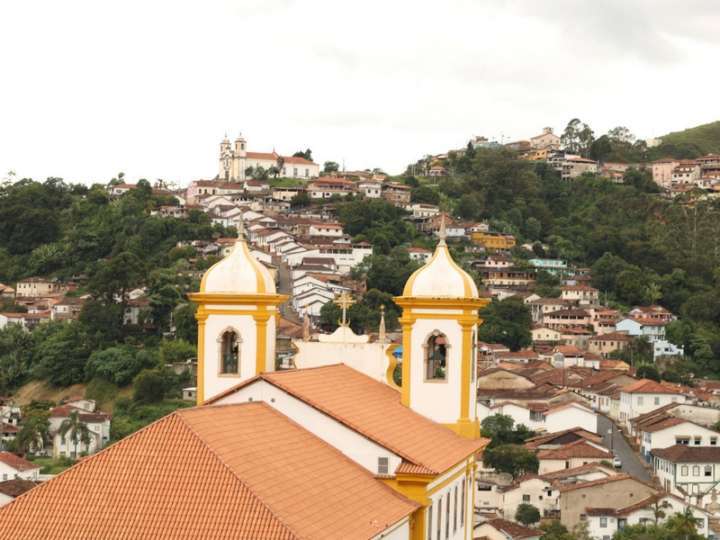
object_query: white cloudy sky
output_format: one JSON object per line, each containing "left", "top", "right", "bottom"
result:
{"left": 1, "top": 0, "right": 719, "bottom": 185}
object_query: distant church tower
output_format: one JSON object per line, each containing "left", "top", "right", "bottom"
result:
{"left": 394, "top": 219, "right": 488, "bottom": 439}
{"left": 189, "top": 227, "right": 287, "bottom": 404}
{"left": 218, "top": 133, "right": 248, "bottom": 182}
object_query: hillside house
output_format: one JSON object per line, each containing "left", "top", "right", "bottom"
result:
{"left": 618, "top": 379, "right": 688, "bottom": 427}
{"left": 0, "top": 452, "right": 39, "bottom": 482}
{"left": 653, "top": 446, "right": 720, "bottom": 507}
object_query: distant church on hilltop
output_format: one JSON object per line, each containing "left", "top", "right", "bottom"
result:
{"left": 0, "top": 221, "right": 490, "bottom": 540}
{"left": 218, "top": 133, "right": 320, "bottom": 181}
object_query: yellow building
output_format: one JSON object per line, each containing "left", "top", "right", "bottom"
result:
{"left": 471, "top": 231, "right": 516, "bottom": 250}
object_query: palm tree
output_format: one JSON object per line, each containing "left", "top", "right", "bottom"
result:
{"left": 651, "top": 497, "right": 672, "bottom": 524}
{"left": 666, "top": 508, "right": 700, "bottom": 539}
{"left": 59, "top": 411, "right": 91, "bottom": 458}
{"left": 13, "top": 413, "right": 50, "bottom": 457}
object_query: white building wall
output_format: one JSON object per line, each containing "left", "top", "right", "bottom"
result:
{"left": 545, "top": 406, "right": 598, "bottom": 434}
{"left": 202, "top": 310, "right": 277, "bottom": 401}
{"left": 501, "top": 478, "right": 557, "bottom": 519}
{"left": 641, "top": 422, "right": 720, "bottom": 460}
{"left": 213, "top": 380, "right": 403, "bottom": 476}
{"left": 426, "top": 467, "right": 473, "bottom": 540}
{"left": 409, "top": 317, "right": 465, "bottom": 425}
{"left": 0, "top": 462, "right": 39, "bottom": 481}
{"left": 619, "top": 392, "right": 686, "bottom": 426}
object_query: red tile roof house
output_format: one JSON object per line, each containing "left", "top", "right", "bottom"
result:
{"left": 0, "top": 452, "right": 40, "bottom": 482}
{"left": 0, "top": 479, "right": 37, "bottom": 507}
{"left": 474, "top": 518, "right": 542, "bottom": 540}
{"left": 536, "top": 439, "right": 612, "bottom": 474}
{"left": 618, "top": 379, "right": 690, "bottom": 429}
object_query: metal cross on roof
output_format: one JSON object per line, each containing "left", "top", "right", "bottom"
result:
{"left": 337, "top": 292, "right": 355, "bottom": 327}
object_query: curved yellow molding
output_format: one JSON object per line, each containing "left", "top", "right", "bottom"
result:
{"left": 385, "top": 343, "right": 401, "bottom": 391}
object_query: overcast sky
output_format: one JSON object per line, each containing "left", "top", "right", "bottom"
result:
{"left": 1, "top": 0, "right": 719, "bottom": 185}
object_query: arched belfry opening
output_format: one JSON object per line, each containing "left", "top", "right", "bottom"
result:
{"left": 219, "top": 329, "right": 241, "bottom": 374}
{"left": 425, "top": 331, "right": 448, "bottom": 381}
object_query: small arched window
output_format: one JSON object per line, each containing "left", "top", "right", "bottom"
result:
{"left": 219, "top": 330, "right": 240, "bottom": 374}
{"left": 425, "top": 331, "right": 448, "bottom": 381}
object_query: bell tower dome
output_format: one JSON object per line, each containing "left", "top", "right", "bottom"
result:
{"left": 189, "top": 225, "right": 287, "bottom": 404}
{"left": 394, "top": 216, "right": 488, "bottom": 439}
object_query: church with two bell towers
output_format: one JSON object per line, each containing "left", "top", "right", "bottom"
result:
{"left": 190, "top": 221, "right": 490, "bottom": 540}
{"left": 0, "top": 220, "right": 490, "bottom": 540}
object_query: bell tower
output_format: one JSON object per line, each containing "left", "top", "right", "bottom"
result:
{"left": 394, "top": 217, "right": 488, "bottom": 439}
{"left": 189, "top": 225, "right": 287, "bottom": 404}
{"left": 233, "top": 133, "right": 247, "bottom": 181}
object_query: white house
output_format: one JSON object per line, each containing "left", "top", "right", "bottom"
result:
{"left": 586, "top": 493, "right": 711, "bottom": 540}
{"left": 638, "top": 418, "right": 720, "bottom": 463}
{"left": 537, "top": 439, "right": 612, "bottom": 474}
{"left": 407, "top": 247, "right": 432, "bottom": 264}
{"left": 618, "top": 379, "right": 687, "bottom": 428}
{"left": 0, "top": 452, "right": 40, "bottom": 481}
{"left": 49, "top": 405, "right": 111, "bottom": 459}
{"left": 358, "top": 180, "right": 382, "bottom": 198}
{"left": 497, "top": 476, "right": 558, "bottom": 520}
{"left": 652, "top": 445, "right": 720, "bottom": 507}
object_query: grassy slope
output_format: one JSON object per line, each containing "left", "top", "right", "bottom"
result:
{"left": 14, "top": 380, "right": 133, "bottom": 413}
{"left": 660, "top": 120, "right": 720, "bottom": 154}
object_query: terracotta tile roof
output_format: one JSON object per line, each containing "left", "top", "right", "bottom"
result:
{"left": 1, "top": 422, "right": 18, "bottom": 434}
{"left": 525, "top": 427, "right": 602, "bottom": 449}
{"left": 0, "top": 479, "right": 37, "bottom": 498}
{"left": 539, "top": 462, "right": 616, "bottom": 481}
{"left": 640, "top": 416, "right": 687, "bottom": 433}
{"left": 481, "top": 518, "right": 542, "bottom": 539}
{"left": 536, "top": 439, "right": 611, "bottom": 460}
{"left": 558, "top": 473, "right": 634, "bottom": 493}
{"left": 0, "top": 452, "right": 39, "bottom": 472}
{"left": 208, "top": 364, "right": 488, "bottom": 475}
{"left": 623, "top": 379, "right": 684, "bottom": 395}
{"left": 0, "top": 403, "right": 417, "bottom": 539}
{"left": 652, "top": 444, "right": 720, "bottom": 463}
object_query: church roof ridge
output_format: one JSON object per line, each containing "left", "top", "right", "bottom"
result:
{"left": 206, "top": 364, "right": 488, "bottom": 474}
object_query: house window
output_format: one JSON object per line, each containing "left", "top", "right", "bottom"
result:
{"left": 219, "top": 330, "right": 240, "bottom": 374}
{"left": 425, "top": 331, "right": 448, "bottom": 381}
{"left": 637, "top": 396, "right": 644, "bottom": 406}
{"left": 711, "top": 437, "right": 717, "bottom": 446}
{"left": 705, "top": 466, "right": 712, "bottom": 477}
{"left": 461, "top": 478, "right": 466, "bottom": 526}
{"left": 600, "top": 517, "right": 608, "bottom": 528}
{"left": 654, "top": 397, "right": 660, "bottom": 405}
{"left": 445, "top": 492, "right": 450, "bottom": 539}
{"left": 523, "top": 494, "right": 531, "bottom": 502}
{"left": 453, "top": 486, "right": 458, "bottom": 532}
{"left": 437, "top": 498, "right": 441, "bottom": 540}
{"left": 377, "top": 457, "right": 389, "bottom": 475}
{"left": 695, "top": 436, "right": 702, "bottom": 445}
{"left": 427, "top": 501, "right": 433, "bottom": 540}
{"left": 293, "top": 167, "right": 298, "bottom": 176}
{"left": 682, "top": 466, "right": 689, "bottom": 476}
{"left": 693, "top": 466, "right": 700, "bottom": 476}
{"left": 677, "top": 437, "right": 690, "bottom": 445}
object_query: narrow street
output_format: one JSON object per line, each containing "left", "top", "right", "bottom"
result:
{"left": 275, "top": 257, "right": 299, "bottom": 323}
{"left": 597, "top": 415, "right": 651, "bottom": 482}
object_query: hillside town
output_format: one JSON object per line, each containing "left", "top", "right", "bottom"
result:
{"left": 2, "top": 126, "right": 720, "bottom": 539}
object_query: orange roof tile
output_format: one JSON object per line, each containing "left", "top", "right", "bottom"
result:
{"left": 536, "top": 439, "right": 611, "bottom": 460}
{"left": 208, "top": 364, "right": 488, "bottom": 474}
{"left": 623, "top": 379, "right": 684, "bottom": 395}
{"left": 0, "top": 403, "right": 417, "bottom": 539}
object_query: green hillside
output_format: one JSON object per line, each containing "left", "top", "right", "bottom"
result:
{"left": 655, "top": 120, "right": 720, "bottom": 157}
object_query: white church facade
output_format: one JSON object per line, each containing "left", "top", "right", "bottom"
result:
{"left": 218, "top": 133, "right": 320, "bottom": 182}
{"left": 0, "top": 223, "right": 490, "bottom": 540}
